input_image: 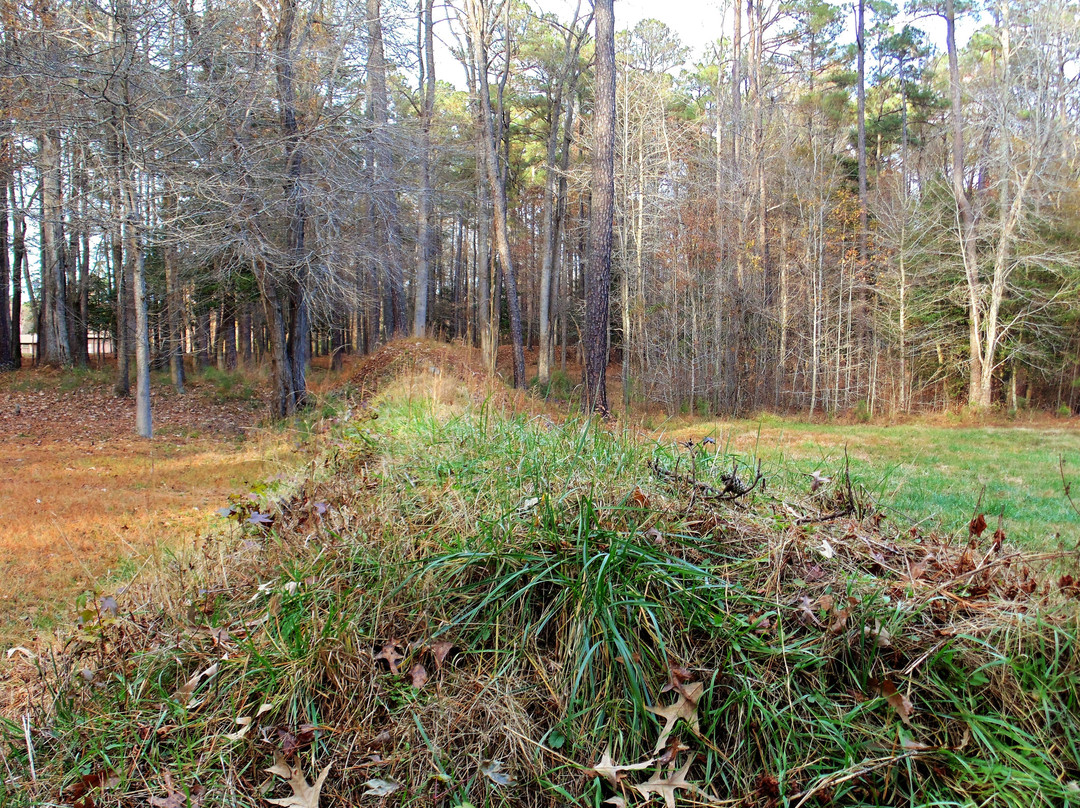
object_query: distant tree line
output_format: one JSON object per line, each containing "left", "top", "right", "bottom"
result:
{"left": 1, "top": 0, "right": 1078, "bottom": 432}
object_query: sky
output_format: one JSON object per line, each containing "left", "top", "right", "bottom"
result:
{"left": 430, "top": 0, "right": 980, "bottom": 90}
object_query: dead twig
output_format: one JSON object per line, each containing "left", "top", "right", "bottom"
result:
{"left": 647, "top": 458, "right": 764, "bottom": 503}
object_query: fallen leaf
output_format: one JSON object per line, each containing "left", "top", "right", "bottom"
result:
{"left": 480, "top": 759, "right": 514, "bottom": 787}
{"left": 603, "top": 798, "right": 626, "bottom": 808}
{"left": 276, "top": 725, "right": 316, "bottom": 755}
{"left": 901, "top": 738, "right": 934, "bottom": 751}
{"left": 646, "top": 682, "right": 703, "bottom": 753}
{"left": 819, "top": 539, "right": 836, "bottom": 559}
{"left": 172, "top": 660, "right": 219, "bottom": 706}
{"left": 148, "top": 772, "right": 204, "bottom": 808}
{"left": 429, "top": 640, "right": 454, "bottom": 668}
{"left": 660, "top": 664, "right": 694, "bottom": 693}
{"left": 410, "top": 663, "right": 428, "bottom": 688}
{"left": 208, "top": 627, "right": 231, "bottom": 647}
{"left": 265, "top": 757, "right": 331, "bottom": 808}
{"left": 374, "top": 642, "right": 404, "bottom": 674}
{"left": 633, "top": 755, "right": 719, "bottom": 808}
{"left": 795, "top": 595, "right": 823, "bottom": 627}
{"left": 827, "top": 597, "right": 857, "bottom": 636}
{"left": 992, "top": 526, "right": 1005, "bottom": 553}
{"left": 589, "top": 746, "right": 656, "bottom": 786}
{"left": 656, "top": 737, "right": 690, "bottom": 767}
{"left": 69, "top": 769, "right": 121, "bottom": 808}
{"left": 864, "top": 620, "right": 892, "bottom": 648}
{"left": 225, "top": 716, "right": 253, "bottom": 741}
{"left": 362, "top": 778, "right": 401, "bottom": 798}
{"left": 873, "top": 677, "right": 914, "bottom": 725}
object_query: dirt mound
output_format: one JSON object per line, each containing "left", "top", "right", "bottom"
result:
{"left": 346, "top": 339, "right": 504, "bottom": 404}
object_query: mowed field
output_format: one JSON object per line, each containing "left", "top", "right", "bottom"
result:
{"left": 0, "top": 366, "right": 295, "bottom": 643}
{"left": 663, "top": 414, "right": 1080, "bottom": 548}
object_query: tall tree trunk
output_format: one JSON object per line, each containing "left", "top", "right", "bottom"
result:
{"left": 9, "top": 180, "right": 24, "bottom": 368}
{"left": 239, "top": 302, "right": 252, "bottom": 366}
{"left": 466, "top": 0, "right": 525, "bottom": 388}
{"left": 0, "top": 138, "right": 10, "bottom": 368}
{"left": 38, "top": 129, "right": 70, "bottom": 367}
{"left": 220, "top": 291, "right": 237, "bottom": 370}
{"left": 856, "top": 0, "right": 868, "bottom": 261}
{"left": 367, "top": 0, "right": 406, "bottom": 337}
{"left": 125, "top": 200, "right": 152, "bottom": 438}
{"left": 112, "top": 231, "right": 130, "bottom": 392}
{"left": 413, "top": 0, "right": 436, "bottom": 336}
{"left": 945, "top": 0, "right": 982, "bottom": 407}
{"left": 164, "top": 191, "right": 185, "bottom": 392}
{"left": 118, "top": 0, "right": 152, "bottom": 437}
{"left": 539, "top": 11, "right": 584, "bottom": 387}
{"left": 584, "top": 0, "right": 615, "bottom": 414}
{"left": 278, "top": 0, "right": 309, "bottom": 410}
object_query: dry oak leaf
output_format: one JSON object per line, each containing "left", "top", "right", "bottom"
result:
{"left": 660, "top": 665, "right": 694, "bottom": 694}
{"left": 646, "top": 681, "right": 703, "bottom": 753}
{"left": 429, "top": 640, "right": 454, "bottom": 668}
{"left": 410, "top": 663, "right": 429, "bottom": 688}
{"left": 657, "top": 737, "right": 690, "bottom": 768}
{"left": 265, "top": 756, "right": 332, "bottom": 808}
{"left": 362, "top": 778, "right": 401, "bottom": 798}
{"left": 633, "top": 756, "right": 719, "bottom": 808}
{"left": 149, "top": 772, "right": 204, "bottom": 808}
{"left": 872, "top": 677, "right": 914, "bottom": 726}
{"left": 589, "top": 746, "right": 656, "bottom": 786}
{"left": 374, "top": 642, "right": 404, "bottom": 674}
{"left": 480, "top": 758, "right": 515, "bottom": 786}
{"left": 795, "top": 595, "right": 823, "bottom": 627}
{"left": 173, "top": 661, "right": 220, "bottom": 707}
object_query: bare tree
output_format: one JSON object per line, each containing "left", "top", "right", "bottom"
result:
{"left": 584, "top": 0, "right": 615, "bottom": 413}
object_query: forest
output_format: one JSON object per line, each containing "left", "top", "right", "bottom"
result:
{"left": 1, "top": 0, "right": 1077, "bottom": 428}
{"left": 4, "top": 3, "right": 1080, "bottom": 805}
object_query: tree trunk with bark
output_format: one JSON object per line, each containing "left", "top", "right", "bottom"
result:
{"left": 413, "top": 0, "right": 436, "bottom": 337}
{"left": 584, "top": 0, "right": 615, "bottom": 414}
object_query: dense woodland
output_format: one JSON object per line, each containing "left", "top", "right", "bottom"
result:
{"left": 1, "top": 0, "right": 1079, "bottom": 431}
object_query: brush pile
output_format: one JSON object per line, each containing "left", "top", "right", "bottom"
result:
{"left": 3, "top": 351, "right": 1079, "bottom": 808}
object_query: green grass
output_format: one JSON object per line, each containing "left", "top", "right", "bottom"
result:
{"left": 670, "top": 419, "right": 1080, "bottom": 548}
{"left": 6, "top": 384, "right": 1080, "bottom": 808}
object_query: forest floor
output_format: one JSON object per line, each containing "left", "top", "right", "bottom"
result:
{"left": 0, "top": 364, "right": 298, "bottom": 644}
{"left": 3, "top": 339, "right": 1076, "bottom": 808}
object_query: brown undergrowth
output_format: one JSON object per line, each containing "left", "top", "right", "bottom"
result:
{"left": 0, "top": 367, "right": 294, "bottom": 643}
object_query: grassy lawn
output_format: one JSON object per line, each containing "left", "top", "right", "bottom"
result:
{"left": 662, "top": 417, "right": 1080, "bottom": 547}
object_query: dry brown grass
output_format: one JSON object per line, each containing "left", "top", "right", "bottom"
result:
{"left": 0, "top": 367, "right": 297, "bottom": 643}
